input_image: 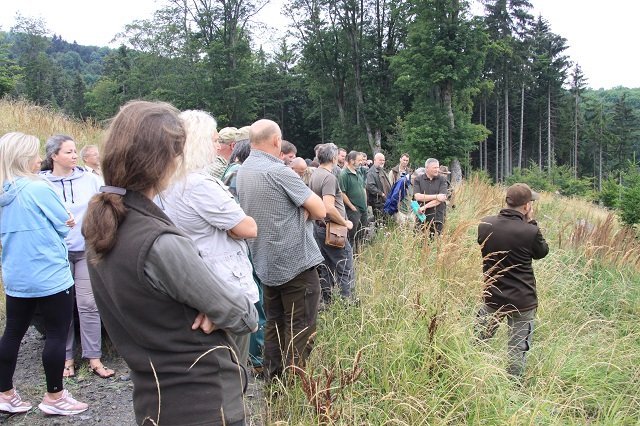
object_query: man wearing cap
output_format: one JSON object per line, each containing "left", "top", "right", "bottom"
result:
{"left": 476, "top": 183, "right": 549, "bottom": 377}
{"left": 209, "top": 127, "right": 237, "bottom": 179}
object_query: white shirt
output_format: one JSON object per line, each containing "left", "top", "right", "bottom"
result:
{"left": 159, "top": 171, "right": 259, "bottom": 304}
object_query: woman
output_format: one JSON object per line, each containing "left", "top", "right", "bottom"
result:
{"left": 82, "top": 101, "right": 258, "bottom": 426}
{"left": 0, "top": 132, "right": 88, "bottom": 415}
{"left": 221, "top": 138, "right": 251, "bottom": 198}
{"left": 40, "top": 135, "right": 113, "bottom": 379}
{"left": 159, "top": 110, "right": 259, "bottom": 367}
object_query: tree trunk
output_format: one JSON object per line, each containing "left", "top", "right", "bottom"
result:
{"left": 495, "top": 96, "right": 500, "bottom": 182}
{"left": 320, "top": 95, "right": 325, "bottom": 143}
{"left": 450, "top": 158, "right": 462, "bottom": 185}
{"left": 483, "top": 98, "right": 488, "bottom": 171}
{"left": 443, "top": 80, "right": 455, "bottom": 130}
{"left": 518, "top": 82, "right": 524, "bottom": 169}
{"left": 538, "top": 119, "right": 542, "bottom": 171}
{"left": 547, "top": 84, "right": 552, "bottom": 172}
{"left": 478, "top": 101, "right": 483, "bottom": 170}
{"left": 503, "top": 81, "right": 509, "bottom": 178}
{"left": 573, "top": 88, "right": 579, "bottom": 178}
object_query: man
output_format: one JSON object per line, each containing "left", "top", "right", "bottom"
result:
{"left": 280, "top": 140, "right": 297, "bottom": 165}
{"left": 366, "top": 153, "right": 392, "bottom": 222}
{"left": 339, "top": 151, "right": 368, "bottom": 250}
{"left": 388, "top": 153, "right": 412, "bottom": 186}
{"left": 414, "top": 158, "right": 448, "bottom": 236}
{"left": 476, "top": 183, "right": 549, "bottom": 377}
{"left": 210, "top": 127, "right": 236, "bottom": 179}
{"left": 80, "top": 145, "right": 101, "bottom": 175}
{"left": 308, "top": 143, "right": 355, "bottom": 305}
{"left": 237, "top": 119, "right": 326, "bottom": 381}
{"left": 289, "top": 156, "right": 308, "bottom": 178}
{"left": 439, "top": 164, "right": 454, "bottom": 208}
{"left": 336, "top": 148, "right": 347, "bottom": 169}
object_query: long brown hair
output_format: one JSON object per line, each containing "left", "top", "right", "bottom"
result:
{"left": 82, "top": 100, "right": 186, "bottom": 259}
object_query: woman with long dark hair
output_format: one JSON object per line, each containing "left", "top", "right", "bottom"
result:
{"left": 82, "top": 101, "right": 258, "bottom": 425}
{"left": 40, "top": 134, "right": 113, "bottom": 379}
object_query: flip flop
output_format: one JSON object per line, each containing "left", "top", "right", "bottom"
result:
{"left": 63, "top": 363, "right": 75, "bottom": 378}
{"left": 91, "top": 365, "right": 115, "bottom": 379}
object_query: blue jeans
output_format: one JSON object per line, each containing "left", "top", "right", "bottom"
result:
{"left": 476, "top": 304, "right": 536, "bottom": 377}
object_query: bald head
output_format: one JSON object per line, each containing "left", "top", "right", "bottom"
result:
{"left": 250, "top": 120, "right": 280, "bottom": 145}
{"left": 373, "top": 152, "right": 385, "bottom": 168}
{"left": 289, "top": 157, "right": 307, "bottom": 177}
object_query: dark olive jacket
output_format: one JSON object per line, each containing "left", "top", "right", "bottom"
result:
{"left": 88, "top": 191, "right": 251, "bottom": 426}
{"left": 477, "top": 208, "right": 549, "bottom": 311}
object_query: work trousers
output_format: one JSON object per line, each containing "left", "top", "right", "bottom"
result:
{"left": 262, "top": 268, "right": 320, "bottom": 381}
{"left": 476, "top": 304, "right": 536, "bottom": 377}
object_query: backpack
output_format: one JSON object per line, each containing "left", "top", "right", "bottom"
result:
{"left": 383, "top": 175, "right": 410, "bottom": 215}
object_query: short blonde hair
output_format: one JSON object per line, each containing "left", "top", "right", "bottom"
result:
{"left": 178, "top": 110, "right": 218, "bottom": 174}
{"left": 0, "top": 132, "right": 41, "bottom": 191}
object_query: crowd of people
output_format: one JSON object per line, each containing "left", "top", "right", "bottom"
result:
{"left": 0, "top": 100, "right": 548, "bottom": 423}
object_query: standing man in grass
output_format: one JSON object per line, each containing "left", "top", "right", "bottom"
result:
{"left": 414, "top": 158, "right": 448, "bottom": 236}
{"left": 476, "top": 183, "right": 549, "bottom": 377}
{"left": 339, "top": 151, "right": 368, "bottom": 251}
{"left": 237, "top": 119, "right": 326, "bottom": 381}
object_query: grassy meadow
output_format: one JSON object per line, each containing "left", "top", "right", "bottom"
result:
{"left": 266, "top": 180, "right": 640, "bottom": 424}
{"left": 1, "top": 99, "right": 639, "bottom": 424}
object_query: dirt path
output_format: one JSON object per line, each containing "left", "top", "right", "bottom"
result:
{"left": 0, "top": 327, "right": 266, "bottom": 425}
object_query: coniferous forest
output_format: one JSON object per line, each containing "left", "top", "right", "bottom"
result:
{"left": 1, "top": 0, "right": 639, "bottom": 225}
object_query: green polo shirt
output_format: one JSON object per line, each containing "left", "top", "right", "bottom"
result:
{"left": 339, "top": 167, "right": 367, "bottom": 214}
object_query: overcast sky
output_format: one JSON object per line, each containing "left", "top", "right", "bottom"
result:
{"left": 1, "top": 0, "right": 637, "bottom": 90}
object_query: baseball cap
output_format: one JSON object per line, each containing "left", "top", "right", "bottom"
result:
{"left": 439, "top": 165, "right": 451, "bottom": 175}
{"left": 236, "top": 126, "right": 250, "bottom": 142}
{"left": 505, "top": 183, "right": 539, "bottom": 207}
{"left": 218, "top": 127, "right": 238, "bottom": 144}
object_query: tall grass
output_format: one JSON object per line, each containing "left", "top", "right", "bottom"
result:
{"left": 266, "top": 176, "right": 640, "bottom": 425}
{"left": 1, "top": 100, "right": 638, "bottom": 424}
{"left": 0, "top": 99, "right": 104, "bottom": 150}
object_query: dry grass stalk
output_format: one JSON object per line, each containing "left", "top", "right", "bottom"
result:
{"left": 291, "top": 348, "right": 364, "bottom": 423}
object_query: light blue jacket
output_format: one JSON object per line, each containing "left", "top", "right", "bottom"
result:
{"left": 40, "top": 168, "right": 100, "bottom": 251}
{"left": 0, "top": 177, "right": 74, "bottom": 298}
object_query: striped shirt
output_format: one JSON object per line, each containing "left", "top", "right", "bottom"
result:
{"left": 237, "top": 150, "right": 323, "bottom": 286}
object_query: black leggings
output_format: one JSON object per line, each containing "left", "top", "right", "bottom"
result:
{"left": 0, "top": 288, "right": 73, "bottom": 393}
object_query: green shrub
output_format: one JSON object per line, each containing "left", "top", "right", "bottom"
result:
{"left": 598, "top": 176, "right": 621, "bottom": 208}
{"left": 619, "top": 165, "right": 640, "bottom": 227}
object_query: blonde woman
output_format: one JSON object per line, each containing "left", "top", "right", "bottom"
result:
{"left": 159, "top": 110, "right": 259, "bottom": 367}
{"left": 0, "top": 132, "right": 88, "bottom": 415}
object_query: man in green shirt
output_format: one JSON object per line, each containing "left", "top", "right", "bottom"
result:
{"left": 339, "top": 151, "right": 368, "bottom": 251}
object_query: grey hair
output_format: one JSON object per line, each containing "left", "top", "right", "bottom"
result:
{"left": 317, "top": 143, "right": 338, "bottom": 164}
{"left": 80, "top": 144, "right": 98, "bottom": 160}
{"left": 230, "top": 139, "right": 251, "bottom": 164}
{"left": 413, "top": 167, "right": 426, "bottom": 177}
{"left": 425, "top": 158, "right": 439, "bottom": 168}
{"left": 42, "top": 134, "right": 74, "bottom": 171}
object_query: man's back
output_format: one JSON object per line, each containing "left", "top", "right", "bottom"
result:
{"left": 478, "top": 208, "right": 549, "bottom": 311}
{"left": 237, "top": 150, "right": 323, "bottom": 287}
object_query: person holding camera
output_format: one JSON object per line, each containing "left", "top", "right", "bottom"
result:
{"left": 475, "top": 183, "right": 549, "bottom": 377}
